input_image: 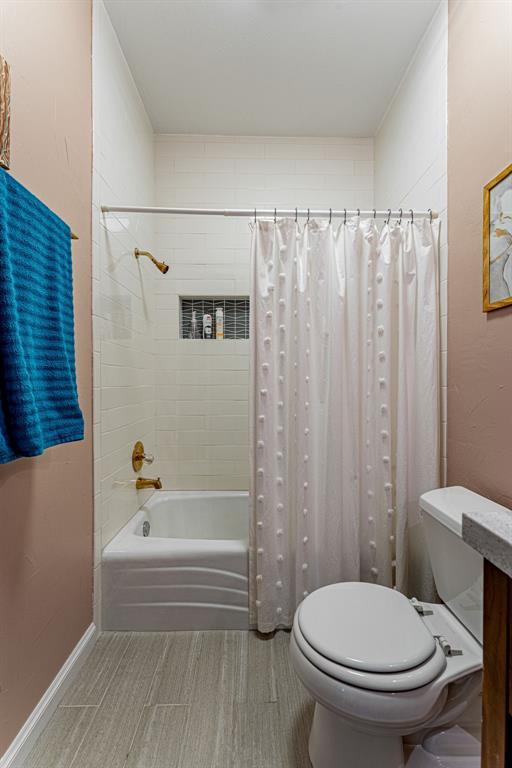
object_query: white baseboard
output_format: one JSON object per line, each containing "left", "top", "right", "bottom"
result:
{"left": 0, "top": 623, "right": 98, "bottom": 768}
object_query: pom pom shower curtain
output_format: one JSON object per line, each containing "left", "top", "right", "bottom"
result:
{"left": 249, "top": 217, "right": 440, "bottom": 633}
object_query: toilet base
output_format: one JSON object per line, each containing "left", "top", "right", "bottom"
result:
{"left": 309, "top": 703, "right": 405, "bottom": 768}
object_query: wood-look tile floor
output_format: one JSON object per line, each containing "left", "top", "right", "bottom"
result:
{"left": 25, "top": 630, "right": 314, "bottom": 768}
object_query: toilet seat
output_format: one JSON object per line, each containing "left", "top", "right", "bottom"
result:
{"left": 299, "top": 582, "right": 437, "bottom": 672}
{"left": 294, "top": 611, "right": 447, "bottom": 692}
{"left": 295, "top": 582, "right": 449, "bottom": 692}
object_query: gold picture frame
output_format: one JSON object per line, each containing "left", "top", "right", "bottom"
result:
{"left": 0, "top": 54, "right": 10, "bottom": 170}
{"left": 483, "top": 163, "right": 512, "bottom": 311}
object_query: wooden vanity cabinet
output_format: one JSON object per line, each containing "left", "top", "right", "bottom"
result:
{"left": 482, "top": 559, "right": 512, "bottom": 767}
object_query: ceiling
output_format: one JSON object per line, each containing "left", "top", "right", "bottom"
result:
{"left": 105, "top": 0, "right": 441, "bottom": 137}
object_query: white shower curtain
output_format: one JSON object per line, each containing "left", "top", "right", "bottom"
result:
{"left": 249, "top": 216, "right": 440, "bottom": 633}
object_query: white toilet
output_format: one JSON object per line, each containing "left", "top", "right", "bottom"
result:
{"left": 290, "top": 486, "right": 486, "bottom": 768}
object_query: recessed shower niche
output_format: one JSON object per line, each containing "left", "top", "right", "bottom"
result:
{"left": 180, "top": 296, "right": 250, "bottom": 340}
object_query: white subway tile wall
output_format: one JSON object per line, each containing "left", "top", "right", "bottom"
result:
{"left": 374, "top": 1, "right": 448, "bottom": 482}
{"left": 152, "top": 134, "right": 374, "bottom": 490}
{"left": 92, "top": 0, "right": 157, "bottom": 625}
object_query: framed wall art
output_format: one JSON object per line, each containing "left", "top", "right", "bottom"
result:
{"left": 0, "top": 54, "right": 10, "bottom": 170}
{"left": 483, "top": 163, "right": 512, "bottom": 311}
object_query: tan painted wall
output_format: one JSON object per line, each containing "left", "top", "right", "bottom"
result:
{"left": 0, "top": 1, "right": 92, "bottom": 755}
{"left": 447, "top": 0, "right": 512, "bottom": 507}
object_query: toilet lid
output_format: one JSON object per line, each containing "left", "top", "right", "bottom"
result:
{"left": 298, "top": 582, "right": 436, "bottom": 673}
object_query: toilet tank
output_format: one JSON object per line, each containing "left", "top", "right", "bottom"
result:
{"left": 420, "top": 486, "right": 484, "bottom": 644}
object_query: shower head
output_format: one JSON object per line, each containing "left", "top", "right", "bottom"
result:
{"left": 134, "top": 248, "right": 169, "bottom": 274}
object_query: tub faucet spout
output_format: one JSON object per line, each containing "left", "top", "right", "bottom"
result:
{"left": 136, "top": 477, "right": 162, "bottom": 490}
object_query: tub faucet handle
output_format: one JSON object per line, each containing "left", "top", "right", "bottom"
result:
{"left": 132, "top": 441, "right": 154, "bottom": 471}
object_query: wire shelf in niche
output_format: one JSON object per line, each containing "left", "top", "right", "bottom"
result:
{"left": 180, "top": 297, "right": 250, "bottom": 340}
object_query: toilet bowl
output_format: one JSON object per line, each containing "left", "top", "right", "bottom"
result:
{"left": 291, "top": 583, "right": 482, "bottom": 768}
{"left": 290, "top": 487, "right": 487, "bottom": 768}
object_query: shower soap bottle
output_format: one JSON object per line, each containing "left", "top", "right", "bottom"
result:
{"left": 215, "top": 307, "right": 224, "bottom": 339}
{"left": 203, "top": 313, "right": 213, "bottom": 339}
{"left": 189, "top": 310, "right": 198, "bottom": 339}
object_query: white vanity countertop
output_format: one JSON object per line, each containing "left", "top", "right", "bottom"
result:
{"left": 462, "top": 495, "right": 512, "bottom": 578}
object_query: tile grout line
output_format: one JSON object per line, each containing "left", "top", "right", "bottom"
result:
{"left": 66, "top": 633, "right": 134, "bottom": 768}
{"left": 270, "top": 634, "right": 278, "bottom": 704}
{"left": 144, "top": 702, "right": 191, "bottom": 708}
{"left": 37, "top": 706, "right": 95, "bottom": 768}
{"left": 146, "top": 633, "right": 172, "bottom": 707}
{"left": 95, "top": 632, "right": 135, "bottom": 709}
{"left": 238, "top": 630, "right": 248, "bottom": 704}
{"left": 120, "top": 634, "right": 173, "bottom": 768}
{"left": 59, "top": 704, "right": 99, "bottom": 709}
{"left": 213, "top": 631, "right": 230, "bottom": 766}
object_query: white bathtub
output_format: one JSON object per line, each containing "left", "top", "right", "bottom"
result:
{"left": 102, "top": 491, "right": 249, "bottom": 631}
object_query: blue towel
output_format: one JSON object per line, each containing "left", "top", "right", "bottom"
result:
{"left": 0, "top": 168, "right": 84, "bottom": 463}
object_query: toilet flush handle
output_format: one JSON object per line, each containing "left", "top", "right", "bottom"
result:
{"left": 436, "top": 635, "right": 463, "bottom": 657}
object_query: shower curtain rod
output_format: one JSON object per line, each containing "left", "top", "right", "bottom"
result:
{"left": 100, "top": 205, "right": 438, "bottom": 221}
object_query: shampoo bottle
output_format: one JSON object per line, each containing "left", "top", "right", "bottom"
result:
{"left": 215, "top": 307, "right": 224, "bottom": 339}
{"left": 189, "top": 310, "right": 198, "bottom": 339}
{"left": 203, "top": 313, "right": 213, "bottom": 339}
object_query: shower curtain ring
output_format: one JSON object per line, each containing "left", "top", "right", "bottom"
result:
{"left": 386, "top": 209, "right": 391, "bottom": 225}
{"left": 307, "top": 208, "right": 310, "bottom": 223}
{"left": 409, "top": 209, "right": 414, "bottom": 223}
{"left": 274, "top": 208, "right": 277, "bottom": 223}
{"left": 295, "top": 207, "right": 298, "bottom": 223}
{"left": 329, "top": 208, "right": 332, "bottom": 224}
{"left": 373, "top": 209, "right": 376, "bottom": 219}
{"left": 254, "top": 208, "right": 257, "bottom": 223}
{"left": 428, "top": 208, "right": 433, "bottom": 223}
{"left": 398, "top": 208, "right": 403, "bottom": 225}
{"left": 357, "top": 208, "right": 360, "bottom": 218}
{"left": 344, "top": 208, "right": 347, "bottom": 224}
